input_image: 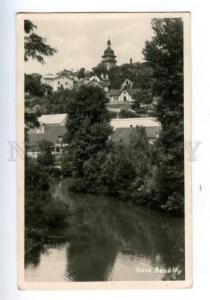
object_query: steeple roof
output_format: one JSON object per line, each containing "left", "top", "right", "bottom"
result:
{"left": 102, "top": 39, "right": 117, "bottom": 62}
{"left": 107, "top": 39, "right": 111, "bottom": 47}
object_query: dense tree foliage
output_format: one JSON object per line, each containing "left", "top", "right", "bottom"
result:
{"left": 118, "top": 109, "right": 136, "bottom": 118}
{"left": 63, "top": 85, "right": 112, "bottom": 191}
{"left": 24, "top": 111, "right": 40, "bottom": 154}
{"left": 100, "top": 144, "right": 137, "bottom": 199}
{"left": 25, "top": 117, "right": 67, "bottom": 251}
{"left": 37, "top": 140, "right": 54, "bottom": 167}
{"left": 25, "top": 160, "right": 68, "bottom": 252}
{"left": 24, "top": 20, "right": 57, "bottom": 63}
{"left": 77, "top": 67, "right": 92, "bottom": 79}
{"left": 25, "top": 87, "right": 74, "bottom": 114}
{"left": 25, "top": 73, "right": 52, "bottom": 97}
{"left": 24, "top": 20, "right": 68, "bottom": 254}
{"left": 63, "top": 88, "right": 152, "bottom": 201}
{"left": 93, "top": 62, "right": 153, "bottom": 90}
{"left": 131, "top": 89, "right": 153, "bottom": 112}
{"left": 99, "top": 127, "right": 151, "bottom": 202}
{"left": 143, "top": 18, "right": 184, "bottom": 214}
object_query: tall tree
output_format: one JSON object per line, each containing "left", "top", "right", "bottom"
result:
{"left": 24, "top": 20, "right": 57, "bottom": 63}
{"left": 64, "top": 85, "right": 112, "bottom": 192}
{"left": 143, "top": 18, "right": 184, "bottom": 214}
{"left": 24, "top": 20, "right": 63, "bottom": 248}
{"left": 24, "top": 19, "right": 57, "bottom": 137}
{"left": 77, "top": 67, "right": 86, "bottom": 79}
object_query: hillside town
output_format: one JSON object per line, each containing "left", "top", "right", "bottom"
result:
{"left": 26, "top": 39, "right": 160, "bottom": 161}
{"left": 24, "top": 17, "right": 185, "bottom": 283}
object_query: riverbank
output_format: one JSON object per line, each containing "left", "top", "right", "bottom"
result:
{"left": 25, "top": 179, "right": 185, "bottom": 282}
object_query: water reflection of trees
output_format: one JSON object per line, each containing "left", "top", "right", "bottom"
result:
{"left": 66, "top": 244, "right": 117, "bottom": 281}
{"left": 25, "top": 191, "right": 184, "bottom": 281}
{"left": 63, "top": 194, "right": 185, "bottom": 281}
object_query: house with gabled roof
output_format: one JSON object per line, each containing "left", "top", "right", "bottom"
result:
{"left": 108, "top": 88, "right": 140, "bottom": 103}
{"left": 41, "top": 69, "right": 79, "bottom": 91}
{"left": 79, "top": 74, "right": 111, "bottom": 93}
{"left": 121, "top": 78, "right": 133, "bottom": 90}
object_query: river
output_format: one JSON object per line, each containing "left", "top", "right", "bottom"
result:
{"left": 25, "top": 180, "right": 185, "bottom": 282}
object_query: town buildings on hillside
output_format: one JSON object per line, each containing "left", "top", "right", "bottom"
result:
{"left": 41, "top": 39, "right": 117, "bottom": 92}
{"left": 27, "top": 113, "right": 161, "bottom": 162}
{"left": 41, "top": 69, "right": 79, "bottom": 92}
{"left": 83, "top": 75, "right": 110, "bottom": 93}
{"left": 41, "top": 39, "right": 139, "bottom": 104}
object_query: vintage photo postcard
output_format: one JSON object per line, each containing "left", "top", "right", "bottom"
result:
{"left": 17, "top": 12, "right": 191, "bottom": 289}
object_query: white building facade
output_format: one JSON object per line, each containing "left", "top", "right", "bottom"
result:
{"left": 41, "top": 72, "right": 78, "bottom": 91}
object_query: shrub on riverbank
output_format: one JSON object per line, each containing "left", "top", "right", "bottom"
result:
{"left": 25, "top": 160, "right": 69, "bottom": 252}
{"left": 100, "top": 143, "right": 137, "bottom": 199}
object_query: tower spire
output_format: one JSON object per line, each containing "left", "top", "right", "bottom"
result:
{"left": 101, "top": 37, "right": 117, "bottom": 71}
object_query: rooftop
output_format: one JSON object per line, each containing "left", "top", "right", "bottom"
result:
{"left": 112, "top": 127, "right": 161, "bottom": 144}
{"left": 109, "top": 89, "right": 121, "bottom": 96}
{"left": 28, "top": 115, "right": 161, "bottom": 150}
{"left": 125, "top": 88, "right": 141, "bottom": 97}
{"left": 37, "top": 114, "right": 160, "bottom": 129}
{"left": 42, "top": 69, "right": 78, "bottom": 81}
{"left": 38, "top": 113, "right": 67, "bottom": 125}
{"left": 110, "top": 117, "right": 160, "bottom": 130}
{"left": 29, "top": 125, "right": 66, "bottom": 150}
{"left": 102, "top": 39, "right": 117, "bottom": 61}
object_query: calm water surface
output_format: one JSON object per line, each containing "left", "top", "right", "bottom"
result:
{"left": 25, "top": 180, "right": 185, "bottom": 282}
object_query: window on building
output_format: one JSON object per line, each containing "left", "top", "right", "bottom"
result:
{"left": 123, "top": 96, "right": 127, "bottom": 102}
{"left": 65, "top": 82, "right": 68, "bottom": 85}
{"left": 58, "top": 81, "right": 60, "bottom": 85}
{"left": 56, "top": 147, "right": 60, "bottom": 152}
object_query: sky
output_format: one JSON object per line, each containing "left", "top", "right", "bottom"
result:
{"left": 24, "top": 14, "right": 155, "bottom": 75}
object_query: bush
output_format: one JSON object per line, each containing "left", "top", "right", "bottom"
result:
{"left": 37, "top": 140, "right": 54, "bottom": 167}
{"left": 25, "top": 160, "right": 69, "bottom": 249}
{"left": 108, "top": 111, "right": 118, "bottom": 119}
{"left": 101, "top": 144, "right": 136, "bottom": 200}
{"left": 68, "top": 177, "right": 88, "bottom": 193}
{"left": 118, "top": 109, "right": 136, "bottom": 118}
{"left": 46, "top": 166, "right": 61, "bottom": 177}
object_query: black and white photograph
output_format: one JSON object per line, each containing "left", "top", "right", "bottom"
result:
{"left": 16, "top": 12, "right": 191, "bottom": 289}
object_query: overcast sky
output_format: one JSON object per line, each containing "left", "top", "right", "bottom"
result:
{"left": 24, "top": 14, "right": 155, "bottom": 74}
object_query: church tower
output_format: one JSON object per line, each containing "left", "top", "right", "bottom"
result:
{"left": 101, "top": 39, "right": 117, "bottom": 71}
